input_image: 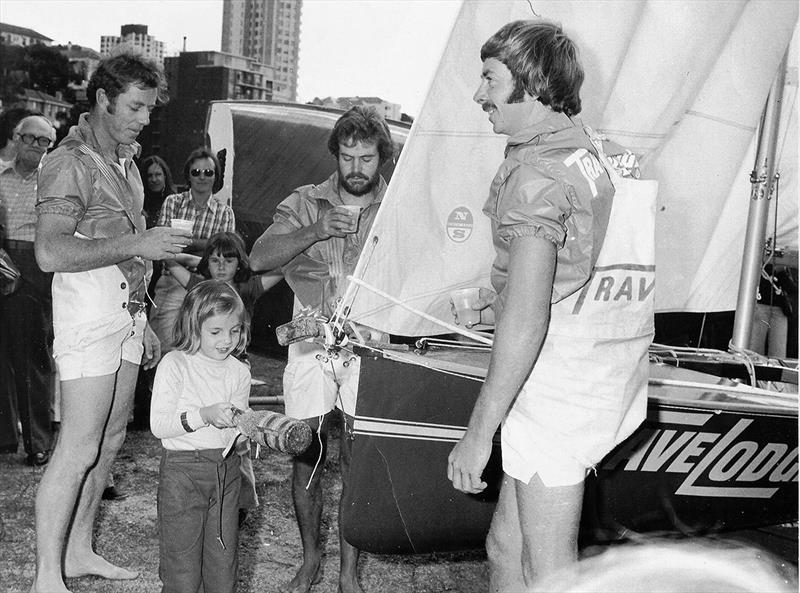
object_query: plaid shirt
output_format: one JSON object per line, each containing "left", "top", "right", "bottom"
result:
{"left": 0, "top": 160, "right": 39, "bottom": 242}
{"left": 156, "top": 190, "right": 235, "bottom": 242}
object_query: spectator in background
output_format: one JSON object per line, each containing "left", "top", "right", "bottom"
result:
{"left": 0, "top": 107, "right": 37, "bottom": 164}
{"left": 149, "top": 147, "right": 235, "bottom": 355}
{"left": 131, "top": 155, "right": 177, "bottom": 428}
{"left": 0, "top": 114, "right": 57, "bottom": 465}
{"left": 750, "top": 263, "right": 796, "bottom": 358}
{"left": 0, "top": 107, "right": 38, "bottom": 455}
{"left": 139, "top": 154, "right": 177, "bottom": 229}
{"left": 131, "top": 155, "right": 179, "bottom": 430}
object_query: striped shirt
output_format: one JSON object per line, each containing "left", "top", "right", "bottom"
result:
{"left": 156, "top": 190, "right": 235, "bottom": 242}
{"left": 0, "top": 161, "right": 39, "bottom": 242}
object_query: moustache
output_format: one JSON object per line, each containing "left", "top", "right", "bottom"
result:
{"left": 346, "top": 174, "right": 369, "bottom": 181}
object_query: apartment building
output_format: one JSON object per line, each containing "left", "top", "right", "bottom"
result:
{"left": 221, "top": 0, "right": 301, "bottom": 102}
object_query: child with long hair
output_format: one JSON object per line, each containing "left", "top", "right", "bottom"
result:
{"left": 163, "top": 231, "right": 281, "bottom": 519}
{"left": 150, "top": 280, "right": 251, "bottom": 593}
{"left": 165, "top": 231, "right": 281, "bottom": 321}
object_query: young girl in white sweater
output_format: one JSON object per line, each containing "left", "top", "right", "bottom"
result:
{"left": 150, "top": 280, "right": 251, "bottom": 593}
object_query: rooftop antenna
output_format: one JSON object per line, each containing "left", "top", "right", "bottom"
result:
{"left": 182, "top": 36, "right": 187, "bottom": 52}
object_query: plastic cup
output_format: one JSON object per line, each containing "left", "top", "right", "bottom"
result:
{"left": 171, "top": 218, "right": 193, "bottom": 233}
{"left": 338, "top": 205, "right": 361, "bottom": 232}
{"left": 450, "top": 287, "right": 481, "bottom": 326}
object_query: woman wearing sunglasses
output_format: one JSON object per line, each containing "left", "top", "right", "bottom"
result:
{"left": 150, "top": 146, "right": 236, "bottom": 354}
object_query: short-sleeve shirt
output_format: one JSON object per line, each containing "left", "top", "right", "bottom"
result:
{"left": 36, "top": 113, "right": 148, "bottom": 329}
{"left": 156, "top": 190, "right": 235, "bottom": 244}
{"left": 0, "top": 161, "right": 38, "bottom": 242}
{"left": 484, "top": 111, "right": 613, "bottom": 307}
{"left": 265, "top": 171, "right": 386, "bottom": 317}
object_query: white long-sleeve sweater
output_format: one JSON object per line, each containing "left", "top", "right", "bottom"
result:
{"left": 150, "top": 350, "right": 251, "bottom": 451}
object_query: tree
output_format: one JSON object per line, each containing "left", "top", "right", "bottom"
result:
{"left": 0, "top": 43, "right": 27, "bottom": 104}
{"left": 23, "top": 44, "right": 71, "bottom": 97}
{"left": 1, "top": 42, "right": 74, "bottom": 108}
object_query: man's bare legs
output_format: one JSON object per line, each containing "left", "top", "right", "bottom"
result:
{"left": 286, "top": 413, "right": 329, "bottom": 593}
{"left": 31, "top": 361, "right": 139, "bottom": 593}
{"left": 486, "top": 473, "right": 584, "bottom": 592}
{"left": 337, "top": 419, "right": 363, "bottom": 593}
{"left": 286, "top": 410, "right": 362, "bottom": 593}
{"left": 64, "top": 360, "right": 139, "bottom": 578}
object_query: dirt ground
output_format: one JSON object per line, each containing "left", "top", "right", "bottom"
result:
{"left": 1, "top": 351, "right": 796, "bottom": 593}
{"left": 0, "top": 352, "right": 487, "bottom": 593}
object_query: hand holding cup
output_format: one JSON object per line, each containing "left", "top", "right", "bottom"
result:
{"left": 450, "top": 287, "right": 481, "bottom": 327}
{"left": 336, "top": 205, "right": 361, "bottom": 234}
{"left": 170, "top": 218, "right": 193, "bottom": 249}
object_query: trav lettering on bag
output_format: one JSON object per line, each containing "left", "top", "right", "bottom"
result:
{"left": 570, "top": 264, "right": 656, "bottom": 315}
{"left": 602, "top": 411, "right": 798, "bottom": 499}
{"left": 564, "top": 148, "right": 603, "bottom": 198}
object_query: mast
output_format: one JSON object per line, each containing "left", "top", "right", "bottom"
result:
{"left": 730, "top": 51, "right": 789, "bottom": 351}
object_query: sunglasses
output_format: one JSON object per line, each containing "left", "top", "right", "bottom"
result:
{"left": 18, "top": 133, "right": 53, "bottom": 148}
{"left": 190, "top": 168, "right": 215, "bottom": 178}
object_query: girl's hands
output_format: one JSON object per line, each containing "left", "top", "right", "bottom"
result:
{"left": 199, "top": 403, "right": 236, "bottom": 428}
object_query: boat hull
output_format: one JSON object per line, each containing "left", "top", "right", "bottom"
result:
{"left": 342, "top": 349, "right": 798, "bottom": 554}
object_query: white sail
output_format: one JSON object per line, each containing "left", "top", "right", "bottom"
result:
{"left": 346, "top": 0, "right": 798, "bottom": 335}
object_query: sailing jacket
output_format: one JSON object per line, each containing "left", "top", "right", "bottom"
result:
{"left": 483, "top": 110, "right": 613, "bottom": 306}
{"left": 266, "top": 171, "right": 387, "bottom": 318}
{"left": 485, "top": 109, "right": 653, "bottom": 475}
{"left": 36, "top": 113, "right": 149, "bottom": 329}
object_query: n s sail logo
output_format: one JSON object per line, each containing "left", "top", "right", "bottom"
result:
{"left": 446, "top": 207, "right": 473, "bottom": 243}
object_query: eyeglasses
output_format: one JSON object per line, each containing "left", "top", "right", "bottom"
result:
{"left": 17, "top": 134, "right": 53, "bottom": 148}
{"left": 190, "top": 168, "right": 215, "bottom": 178}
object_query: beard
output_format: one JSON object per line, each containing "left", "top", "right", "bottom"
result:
{"left": 339, "top": 170, "right": 379, "bottom": 197}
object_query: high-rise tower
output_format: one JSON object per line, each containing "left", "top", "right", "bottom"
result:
{"left": 100, "top": 24, "right": 165, "bottom": 65}
{"left": 221, "top": 0, "right": 302, "bottom": 102}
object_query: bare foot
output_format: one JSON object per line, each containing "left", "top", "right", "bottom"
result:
{"left": 64, "top": 551, "right": 138, "bottom": 580}
{"left": 284, "top": 558, "right": 324, "bottom": 593}
{"left": 338, "top": 575, "right": 365, "bottom": 593}
{"left": 30, "top": 574, "right": 71, "bottom": 593}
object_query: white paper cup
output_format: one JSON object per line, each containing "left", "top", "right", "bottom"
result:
{"left": 450, "top": 287, "right": 481, "bottom": 326}
{"left": 171, "top": 218, "right": 193, "bottom": 233}
{"left": 338, "top": 205, "right": 361, "bottom": 232}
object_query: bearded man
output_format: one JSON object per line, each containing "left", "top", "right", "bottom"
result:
{"left": 250, "top": 105, "right": 394, "bottom": 593}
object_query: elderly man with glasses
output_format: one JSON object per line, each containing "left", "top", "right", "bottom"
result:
{"left": 0, "top": 114, "right": 57, "bottom": 466}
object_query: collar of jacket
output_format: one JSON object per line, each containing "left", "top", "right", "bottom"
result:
{"left": 505, "top": 110, "right": 576, "bottom": 151}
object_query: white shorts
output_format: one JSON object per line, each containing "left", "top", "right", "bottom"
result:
{"left": 501, "top": 427, "right": 589, "bottom": 488}
{"left": 53, "top": 311, "right": 145, "bottom": 381}
{"left": 283, "top": 341, "right": 360, "bottom": 419}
